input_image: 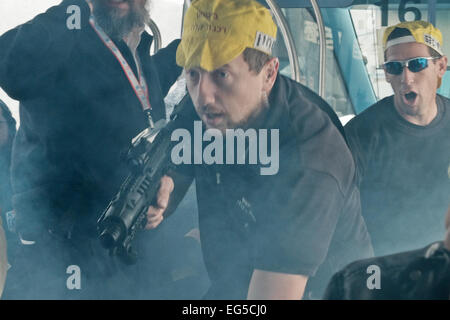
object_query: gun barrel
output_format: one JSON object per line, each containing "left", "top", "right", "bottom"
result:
{"left": 99, "top": 223, "right": 122, "bottom": 249}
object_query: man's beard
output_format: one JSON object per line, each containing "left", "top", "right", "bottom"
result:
{"left": 204, "top": 91, "right": 271, "bottom": 133}
{"left": 92, "top": 0, "right": 148, "bottom": 39}
{"left": 233, "top": 91, "right": 271, "bottom": 131}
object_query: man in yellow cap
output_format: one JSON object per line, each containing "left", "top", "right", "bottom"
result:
{"left": 146, "top": 0, "right": 373, "bottom": 299}
{"left": 345, "top": 21, "right": 450, "bottom": 257}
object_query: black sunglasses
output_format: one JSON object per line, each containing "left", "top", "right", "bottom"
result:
{"left": 383, "top": 57, "right": 439, "bottom": 75}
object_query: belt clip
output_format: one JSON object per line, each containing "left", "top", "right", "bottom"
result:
{"left": 146, "top": 110, "right": 155, "bottom": 129}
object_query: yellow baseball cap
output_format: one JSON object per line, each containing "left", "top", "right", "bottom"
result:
{"left": 176, "top": 0, "right": 277, "bottom": 72}
{"left": 383, "top": 20, "right": 444, "bottom": 56}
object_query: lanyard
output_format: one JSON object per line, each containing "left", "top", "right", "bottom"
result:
{"left": 89, "top": 16, "right": 154, "bottom": 127}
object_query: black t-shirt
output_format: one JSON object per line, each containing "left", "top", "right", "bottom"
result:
{"left": 175, "top": 75, "right": 373, "bottom": 299}
{"left": 345, "top": 95, "right": 450, "bottom": 257}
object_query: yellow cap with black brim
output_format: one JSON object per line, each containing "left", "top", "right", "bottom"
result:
{"left": 176, "top": 0, "right": 277, "bottom": 72}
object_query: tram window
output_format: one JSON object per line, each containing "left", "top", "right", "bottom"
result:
{"left": 152, "top": 0, "right": 186, "bottom": 117}
{"left": 275, "top": 8, "right": 356, "bottom": 119}
{"left": 434, "top": 3, "right": 450, "bottom": 99}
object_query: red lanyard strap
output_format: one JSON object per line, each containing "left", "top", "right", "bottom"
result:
{"left": 90, "top": 16, "right": 154, "bottom": 127}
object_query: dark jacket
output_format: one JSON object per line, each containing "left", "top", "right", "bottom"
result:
{"left": 0, "top": 0, "right": 181, "bottom": 238}
{"left": 173, "top": 74, "right": 373, "bottom": 299}
{"left": 324, "top": 242, "right": 450, "bottom": 299}
{"left": 0, "top": 99, "right": 16, "bottom": 214}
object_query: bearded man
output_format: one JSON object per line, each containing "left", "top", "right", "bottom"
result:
{"left": 147, "top": 0, "right": 374, "bottom": 299}
{"left": 0, "top": 0, "right": 181, "bottom": 299}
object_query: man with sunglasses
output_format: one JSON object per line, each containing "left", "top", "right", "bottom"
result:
{"left": 345, "top": 21, "right": 450, "bottom": 257}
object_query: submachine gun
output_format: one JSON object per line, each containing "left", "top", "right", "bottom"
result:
{"left": 97, "top": 98, "right": 190, "bottom": 264}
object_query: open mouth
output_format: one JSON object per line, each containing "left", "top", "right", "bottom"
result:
{"left": 204, "top": 112, "right": 225, "bottom": 126}
{"left": 205, "top": 113, "right": 223, "bottom": 120}
{"left": 405, "top": 92, "right": 417, "bottom": 101}
{"left": 403, "top": 91, "right": 418, "bottom": 104}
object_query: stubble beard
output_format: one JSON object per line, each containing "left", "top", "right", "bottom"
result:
{"left": 92, "top": 0, "right": 149, "bottom": 39}
{"left": 234, "top": 91, "right": 271, "bottom": 131}
{"left": 209, "top": 91, "right": 271, "bottom": 133}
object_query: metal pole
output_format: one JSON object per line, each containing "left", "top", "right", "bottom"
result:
{"left": 428, "top": 0, "right": 437, "bottom": 26}
{"left": 147, "top": 18, "right": 162, "bottom": 54}
{"left": 310, "top": 0, "right": 326, "bottom": 98}
{"left": 266, "top": 0, "right": 301, "bottom": 83}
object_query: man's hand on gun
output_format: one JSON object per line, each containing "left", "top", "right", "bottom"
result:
{"left": 145, "top": 175, "right": 174, "bottom": 229}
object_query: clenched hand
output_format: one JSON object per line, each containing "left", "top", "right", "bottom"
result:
{"left": 145, "top": 175, "right": 174, "bottom": 229}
